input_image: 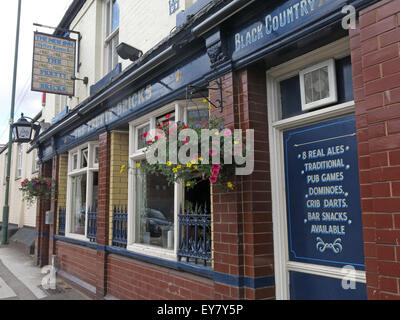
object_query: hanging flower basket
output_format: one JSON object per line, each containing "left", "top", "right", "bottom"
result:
{"left": 127, "top": 115, "right": 246, "bottom": 192}
{"left": 20, "top": 177, "right": 55, "bottom": 204}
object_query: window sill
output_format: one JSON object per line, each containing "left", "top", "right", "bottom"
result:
{"left": 126, "top": 243, "right": 176, "bottom": 262}
{"left": 65, "top": 232, "right": 91, "bottom": 243}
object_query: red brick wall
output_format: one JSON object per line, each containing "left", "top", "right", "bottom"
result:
{"left": 209, "top": 65, "right": 274, "bottom": 300}
{"left": 106, "top": 254, "right": 214, "bottom": 300}
{"left": 56, "top": 241, "right": 98, "bottom": 288}
{"left": 350, "top": 0, "right": 400, "bottom": 299}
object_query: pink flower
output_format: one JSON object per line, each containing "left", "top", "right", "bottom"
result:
{"left": 223, "top": 129, "right": 232, "bottom": 136}
{"left": 209, "top": 176, "right": 217, "bottom": 183}
{"left": 212, "top": 164, "right": 221, "bottom": 174}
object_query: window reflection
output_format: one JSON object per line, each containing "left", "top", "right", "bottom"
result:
{"left": 135, "top": 163, "right": 174, "bottom": 249}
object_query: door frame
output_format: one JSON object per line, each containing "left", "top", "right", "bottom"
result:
{"left": 266, "top": 37, "right": 366, "bottom": 300}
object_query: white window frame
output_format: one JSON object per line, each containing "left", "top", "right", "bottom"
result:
{"left": 266, "top": 37, "right": 366, "bottom": 300}
{"left": 16, "top": 144, "right": 23, "bottom": 179}
{"left": 32, "top": 149, "right": 40, "bottom": 173}
{"left": 299, "top": 58, "right": 338, "bottom": 111}
{"left": 103, "top": 0, "right": 120, "bottom": 75}
{"left": 127, "top": 100, "right": 208, "bottom": 261}
{"left": 65, "top": 141, "right": 99, "bottom": 241}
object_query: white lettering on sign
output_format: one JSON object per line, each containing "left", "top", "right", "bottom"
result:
{"left": 234, "top": 0, "right": 318, "bottom": 52}
{"left": 298, "top": 142, "right": 353, "bottom": 254}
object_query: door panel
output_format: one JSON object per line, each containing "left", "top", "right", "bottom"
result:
{"left": 290, "top": 272, "right": 367, "bottom": 300}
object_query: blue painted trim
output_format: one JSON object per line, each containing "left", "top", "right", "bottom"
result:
{"left": 36, "top": 232, "right": 50, "bottom": 237}
{"left": 213, "top": 271, "right": 275, "bottom": 289}
{"left": 52, "top": 234, "right": 98, "bottom": 250}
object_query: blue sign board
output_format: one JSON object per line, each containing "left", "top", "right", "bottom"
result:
{"left": 284, "top": 115, "right": 365, "bottom": 269}
{"left": 231, "top": 0, "right": 347, "bottom": 61}
{"left": 290, "top": 271, "right": 367, "bottom": 300}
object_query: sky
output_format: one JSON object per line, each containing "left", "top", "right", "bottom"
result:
{"left": 0, "top": 0, "right": 73, "bottom": 144}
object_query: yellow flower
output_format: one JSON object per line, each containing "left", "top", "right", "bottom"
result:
{"left": 136, "top": 163, "right": 141, "bottom": 168}
{"left": 215, "top": 131, "right": 220, "bottom": 136}
{"left": 198, "top": 157, "right": 203, "bottom": 162}
{"left": 167, "top": 161, "right": 172, "bottom": 166}
{"left": 227, "top": 182, "right": 234, "bottom": 190}
{"left": 194, "top": 165, "right": 198, "bottom": 170}
{"left": 191, "top": 159, "right": 197, "bottom": 164}
{"left": 234, "top": 140, "right": 239, "bottom": 145}
{"left": 186, "top": 182, "right": 191, "bottom": 187}
{"left": 202, "top": 98, "right": 208, "bottom": 103}
{"left": 187, "top": 162, "right": 192, "bottom": 168}
{"left": 120, "top": 165, "right": 126, "bottom": 174}
{"left": 177, "top": 165, "right": 182, "bottom": 169}
{"left": 172, "top": 168, "right": 178, "bottom": 173}
{"left": 208, "top": 105, "right": 212, "bottom": 110}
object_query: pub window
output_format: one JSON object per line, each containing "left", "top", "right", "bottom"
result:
{"left": 104, "top": 0, "right": 120, "bottom": 74}
{"left": 279, "top": 56, "right": 354, "bottom": 120}
{"left": 32, "top": 149, "right": 40, "bottom": 173}
{"left": 16, "top": 144, "right": 23, "bottom": 179}
{"left": 127, "top": 102, "right": 210, "bottom": 261}
{"left": 66, "top": 142, "right": 99, "bottom": 240}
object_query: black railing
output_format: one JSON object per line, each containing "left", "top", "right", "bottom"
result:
{"left": 178, "top": 203, "right": 212, "bottom": 267}
{"left": 58, "top": 207, "right": 66, "bottom": 236}
{"left": 112, "top": 206, "right": 128, "bottom": 248}
{"left": 87, "top": 205, "right": 98, "bottom": 242}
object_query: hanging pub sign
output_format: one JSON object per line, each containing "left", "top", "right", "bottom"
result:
{"left": 31, "top": 32, "right": 76, "bottom": 96}
{"left": 283, "top": 115, "right": 365, "bottom": 270}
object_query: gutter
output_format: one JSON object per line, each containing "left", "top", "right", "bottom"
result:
{"left": 191, "top": 0, "right": 256, "bottom": 37}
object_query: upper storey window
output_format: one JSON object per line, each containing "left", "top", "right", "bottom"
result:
{"left": 104, "top": 0, "right": 120, "bottom": 74}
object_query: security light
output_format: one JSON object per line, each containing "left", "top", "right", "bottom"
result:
{"left": 117, "top": 42, "right": 143, "bottom": 61}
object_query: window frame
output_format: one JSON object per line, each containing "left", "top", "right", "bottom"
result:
{"left": 103, "top": 0, "right": 120, "bottom": 75}
{"left": 65, "top": 141, "right": 99, "bottom": 241}
{"left": 32, "top": 149, "right": 40, "bottom": 173}
{"left": 127, "top": 100, "right": 208, "bottom": 261}
{"left": 16, "top": 144, "right": 23, "bottom": 179}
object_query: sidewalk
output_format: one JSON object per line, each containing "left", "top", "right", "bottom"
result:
{"left": 0, "top": 245, "right": 90, "bottom": 300}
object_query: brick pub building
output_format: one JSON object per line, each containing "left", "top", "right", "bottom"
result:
{"left": 32, "top": 0, "right": 400, "bottom": 299}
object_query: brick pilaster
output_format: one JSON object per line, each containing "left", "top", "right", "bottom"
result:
{"left": 96, "top": 131, "right": 111, "bottom": 299}
{"left": 34, "top": 161, "right": 52, "bottom": 267}
{"left": 209, "top": 65, "right": 274, "bottom": 300}
{"left": 351, "top": 0, "right": 400, "bottom": 300}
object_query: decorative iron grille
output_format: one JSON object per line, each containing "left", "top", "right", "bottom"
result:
{"left": 178, "top": 203, "right": 212, "bottom": 267}
{"left": 58, "top": 207, "right": 66, "bottom": 236}
{"left": 87, "top": 205, "right": 98, "bottom": 242}
{"left": 112, "top": 206, "right": 128, "bottom": 248}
